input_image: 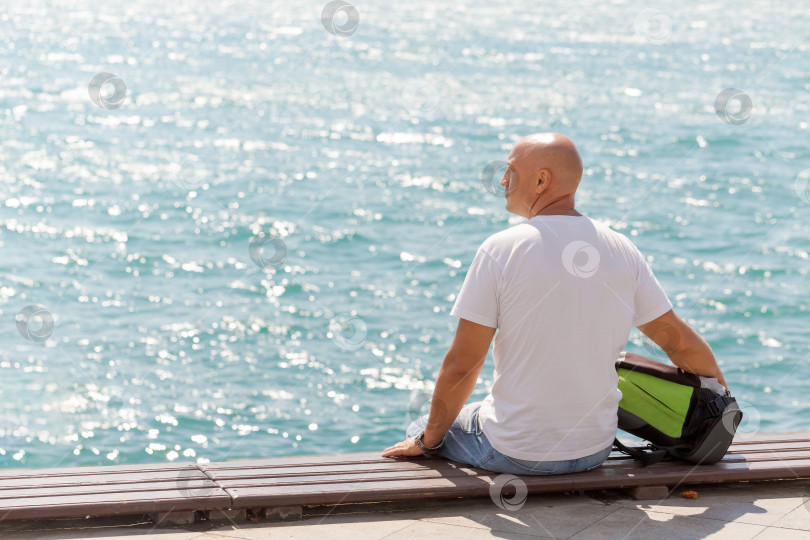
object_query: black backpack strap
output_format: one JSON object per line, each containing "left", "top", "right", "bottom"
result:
{"left": 613, "top": 438, "right": 669, "bottom": 466}
{"left": 706, "top": 393, "right": 736, "bottom": 417}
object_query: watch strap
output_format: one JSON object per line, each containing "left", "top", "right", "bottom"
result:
{"left": 413, "top": 430, "right": 444, "bottom": 453}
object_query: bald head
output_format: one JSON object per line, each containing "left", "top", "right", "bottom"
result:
{"left": 511, "top": 133, "right": 583, "bottom": 191}
{"left": 502, "top": 133, "right": 584, "bottom": 218}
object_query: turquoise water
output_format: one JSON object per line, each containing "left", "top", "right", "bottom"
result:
{"left": 0, "top": 0, "right": 808, "bottom": 468}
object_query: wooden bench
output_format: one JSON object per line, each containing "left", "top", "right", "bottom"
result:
{"left": 1, "top": 433, "right": 809, "bottom": 526}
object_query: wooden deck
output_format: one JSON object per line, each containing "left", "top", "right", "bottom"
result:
{"left": 1, "top": 433, "right": 809, "bottom": 525}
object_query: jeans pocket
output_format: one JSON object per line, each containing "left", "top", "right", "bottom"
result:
{"left": 477, "top": 448, "right": 496, "bottom": 469}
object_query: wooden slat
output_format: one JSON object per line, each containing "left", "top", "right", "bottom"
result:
{"left": 605, "top": 436, "right": 810, "bottom": 460}
{"left": 203, "top": 457, "right": 465, "bottom": 472}
{"left": 213, "top": 468, "right": 482, "bottom": 485}
{"left": 726, "top": 451, "right": 810, "bottom": 461}
{"left": 728, "top": 441, "right": 810, "bottom": 452}
{"left": 0, "top": 461, "right": 195, "bottom": 480}
{"left": 731, "top": 434, "right": 810, "bottom": 445}
{"left": 0, "top": 478, "right": 220, "bottom": 501}
{"left": 201, "top": 454, "right": 387, "bottom": 469}
{"left": 201, "top": 460, "right": 471, "bottom": 481}
{"left": 0, "top": 486, "right": 231, "bottom": 521}
{"left": 217, "top": 467, "right": 486, "bottom": 489}
{"left": 0, "top": 468, "right": 208, "bottom": 490}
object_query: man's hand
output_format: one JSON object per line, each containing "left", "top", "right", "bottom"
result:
{"left": 381, "top": 436, "right": 424, "bottom": 458}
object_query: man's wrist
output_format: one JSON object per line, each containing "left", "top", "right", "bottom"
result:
{"left": 422, "top": 431, "right": 445, "bottom": 448}
{"left": 413, "top": 430, "right": 444, "bottom": 453}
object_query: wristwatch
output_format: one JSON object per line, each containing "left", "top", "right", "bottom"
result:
{"left": 413, "top": 430, "right": 444, "bottom": 454}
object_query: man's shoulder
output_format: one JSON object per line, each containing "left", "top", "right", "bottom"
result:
{"left": 589, "top": 219, "right": 637, "bottom": 248}
{"left": 479, "top": 221, "right": 535, "bottom": 252}
{"left": 588, "top": 217, "right": 620, "bottom": 235}
{"left": 587, "top": 220, "right": 652, "bottom": 270}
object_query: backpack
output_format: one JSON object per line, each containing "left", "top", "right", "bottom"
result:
{"left": 613, "top": 352, "right": 742, "bottom": 465}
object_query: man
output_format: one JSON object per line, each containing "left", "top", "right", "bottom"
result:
{"left": 382, "top": 133, "right": 727, "bottom": 475}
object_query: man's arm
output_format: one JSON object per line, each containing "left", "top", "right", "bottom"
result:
{"left": 637, "top": 309, "right": 727, "bottom": 389}
{"left": 382, "top": 318, "right": 496, "bottom": 457}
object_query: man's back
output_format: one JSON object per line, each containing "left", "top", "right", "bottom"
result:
{"left": 451, "top": 215, "right": 672, "bottom": 461}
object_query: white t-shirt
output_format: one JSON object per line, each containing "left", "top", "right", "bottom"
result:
{"left": 450, "top": 216, "right": 672, "bottom": 461}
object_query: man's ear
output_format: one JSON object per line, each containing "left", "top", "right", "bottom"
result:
{"left": 535, "top": 169, "right": 551, "bottom": 193}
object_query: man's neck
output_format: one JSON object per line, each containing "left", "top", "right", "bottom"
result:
{"left": 530, "top": 194, "right": 581, "bottom": 217}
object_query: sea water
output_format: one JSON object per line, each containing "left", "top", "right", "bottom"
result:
{"left": 0, "top": 0, "right": 808, "bottom": 468}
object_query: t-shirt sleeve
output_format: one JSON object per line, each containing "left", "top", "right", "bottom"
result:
{"left": 632, "top": 249, "right": 673, "bottom": 327}
{"left": 450, "top": 246, "right": 501, "bottom": 328}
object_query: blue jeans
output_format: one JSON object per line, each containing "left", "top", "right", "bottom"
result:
{"left": 406, "top": 401, "right": 612, "bottom": 475}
